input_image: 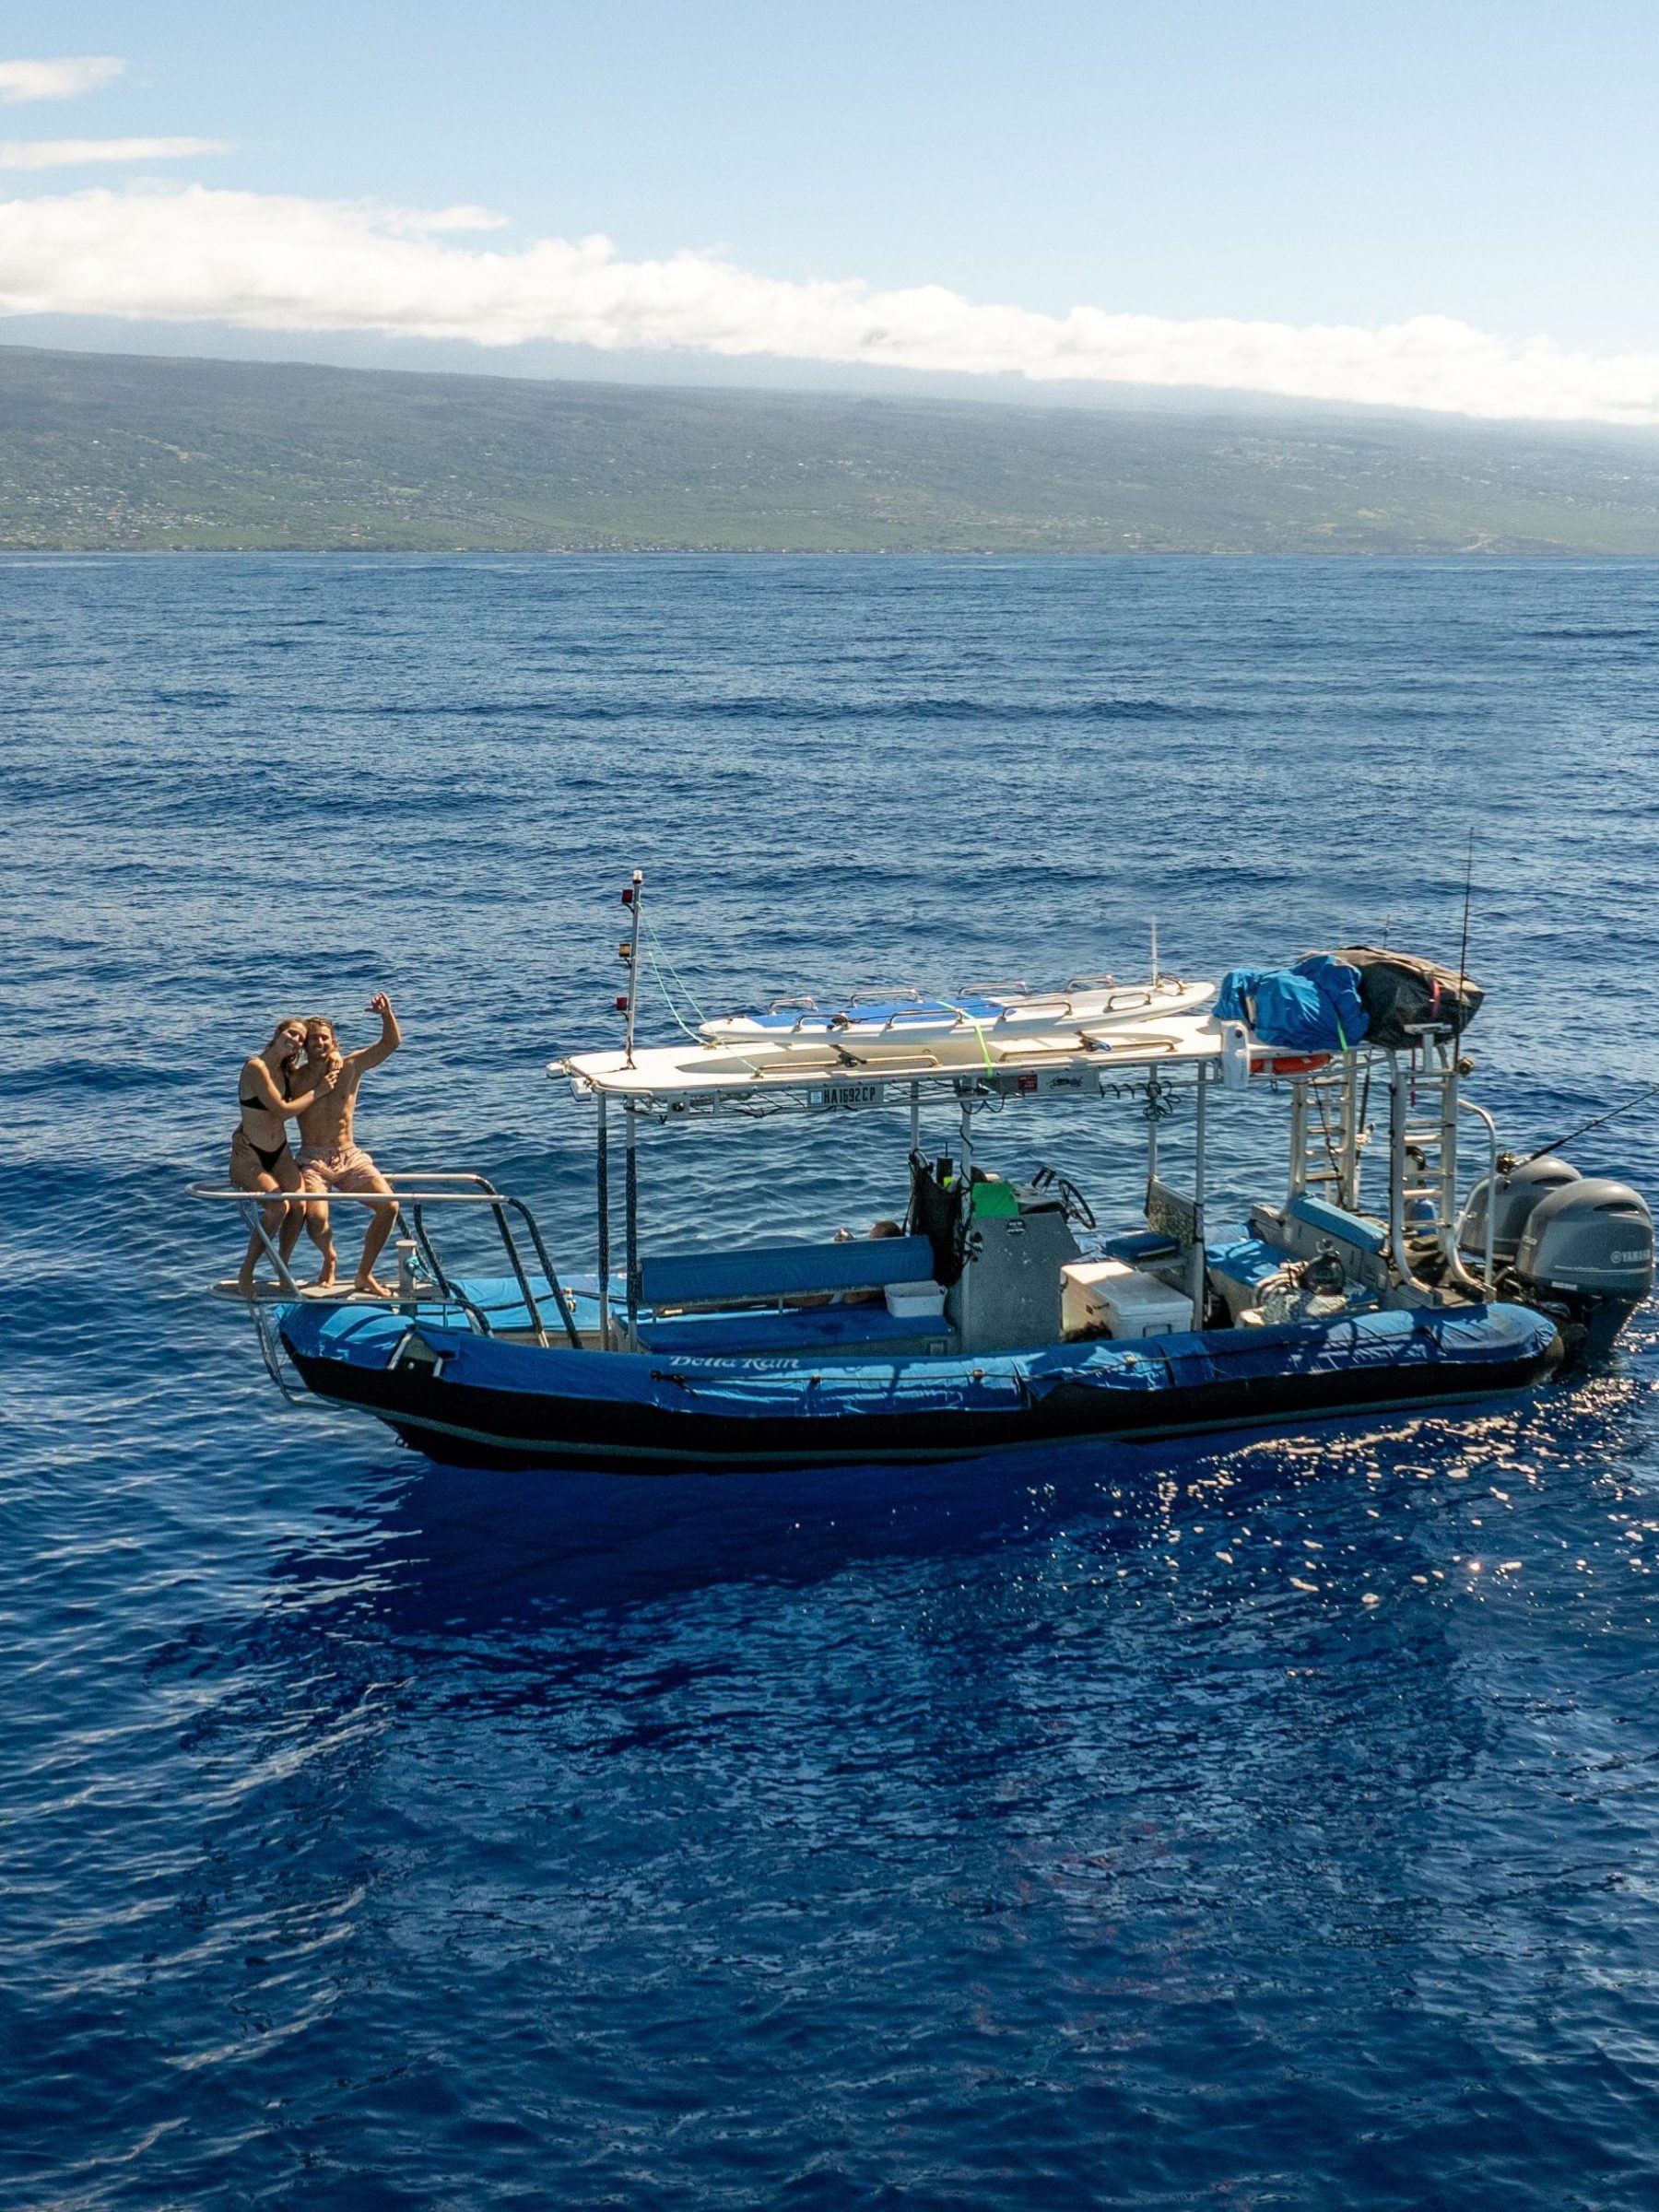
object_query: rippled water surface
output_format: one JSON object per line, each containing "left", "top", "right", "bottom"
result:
{"left": 6, "top": 555, "right": 1659, "bottom": 2208}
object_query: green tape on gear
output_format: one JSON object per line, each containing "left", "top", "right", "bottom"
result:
{"left": 971, "top": 1178, "right": 1021, "bottom": 1219}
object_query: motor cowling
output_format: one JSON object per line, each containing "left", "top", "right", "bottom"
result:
{"left": 1458, "top": 1156, "right": 1581, "bottom": 1265}
{"left": 1514, "top": 1177, "right": 1654, "bottom": 1361}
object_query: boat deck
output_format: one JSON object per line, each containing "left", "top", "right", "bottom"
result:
{"left": 327, "top": 1228, "right": 1300, "bottom": 1359}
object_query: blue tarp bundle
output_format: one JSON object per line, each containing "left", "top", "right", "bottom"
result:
{"left": 1216, "top": 954, "right": 1370, "bottom": 1053}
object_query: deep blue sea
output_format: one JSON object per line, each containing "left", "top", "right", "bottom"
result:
{"left": 6, "top": 554, "right": 1659, "bottom": 2209}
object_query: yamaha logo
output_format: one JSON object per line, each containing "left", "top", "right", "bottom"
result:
{"left": 1611, "top": 1248, "right": 1652, "bottom": 1267}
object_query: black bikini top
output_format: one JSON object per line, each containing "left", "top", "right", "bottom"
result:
{"left": 241, "top": 1069, "right": 290, "bottom": 1112}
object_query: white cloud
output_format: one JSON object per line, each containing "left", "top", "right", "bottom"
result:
{"left": 381, "top": 203, "right": 510, "bottom": 235}
{"left": 0, "top": 136, "right": 228, "bottom": 171}
{"left": 0, "top": 56, "right": 124, "bottom": 104}
{"left": 3, "top": 181, "right": 1659, "bottom": 425}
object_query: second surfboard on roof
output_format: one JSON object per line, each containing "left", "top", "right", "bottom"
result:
{"left": 698, "top": 971, "right": 1216, "bottom": 1050}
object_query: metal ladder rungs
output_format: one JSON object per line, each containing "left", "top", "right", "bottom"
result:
{"left": 1290, "top": 1059, "right": 1369, "bottom": 1216}
{"left": 1382, "top": 1045, "right": 1467, "bottom": 1284}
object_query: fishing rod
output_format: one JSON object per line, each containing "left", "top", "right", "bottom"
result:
{"left": 1520, "top": 1080, "right": 1659, "bottom": 1164}
{"left": 1453, "top": 830, "right": 1474, "bottom": 1017}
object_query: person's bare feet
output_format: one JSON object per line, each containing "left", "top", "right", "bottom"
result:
{"left": 310, "top": 1270, "right": 336, "bottom": 1291}
{"left": 355, "top": 1274, "right": 394, "bottom": 1298}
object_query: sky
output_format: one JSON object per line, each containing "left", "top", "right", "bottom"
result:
{"left": 4, "top": 0, "right": 1659, "bottom": 422}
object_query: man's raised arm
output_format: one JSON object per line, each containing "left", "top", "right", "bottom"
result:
{"left": 353, "top": 993, "right": 403, "bottom": 1070}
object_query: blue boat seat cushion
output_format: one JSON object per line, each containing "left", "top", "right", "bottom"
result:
{"left": 640, "top": 1234, "right": 937, "bottom": 1311}
{"left": 1096, "top": 1228, "right": 1182, "bottom": 1266}
{"left": 1285, "top": 1193, "right": 1387, "bottom": 1255}
{"left": 1205, "top": 1234, "right": 1288, "bottom": 1295}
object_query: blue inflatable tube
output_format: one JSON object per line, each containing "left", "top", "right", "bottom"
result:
{"left": 277, "top": 1299, "right": 1560, "bottom": 1474}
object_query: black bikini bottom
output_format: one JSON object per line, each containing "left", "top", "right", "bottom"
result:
{"left": 235, "top": 1129, "right": 288, "bottom": 1173}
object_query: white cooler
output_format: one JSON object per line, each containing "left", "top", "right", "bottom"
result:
{"left": 1063, "top": 1258, "right": 1194, "bottom": 1339}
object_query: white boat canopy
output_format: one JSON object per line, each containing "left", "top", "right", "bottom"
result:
{"left": 555, "top": 1007, "right": 1303, "bottom": 1119}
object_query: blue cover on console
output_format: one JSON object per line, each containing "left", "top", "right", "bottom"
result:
{"left": 1216, "top": 955, "right": 1369, "bottom": 1052}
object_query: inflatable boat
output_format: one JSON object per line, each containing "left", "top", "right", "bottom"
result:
{"left": 273, "top": 1265, "right": 1561, "bottom": 1474}
{"left": 200, "top": 877, "right": 1653, "bottom": 1477}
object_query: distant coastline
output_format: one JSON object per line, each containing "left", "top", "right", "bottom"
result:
{"left": 8, "top": 339, "right": 1659, "bottom": 557}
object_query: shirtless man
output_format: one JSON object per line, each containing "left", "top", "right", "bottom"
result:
{"left": 294, "top": 994, "right": 403, "bottom": 1295}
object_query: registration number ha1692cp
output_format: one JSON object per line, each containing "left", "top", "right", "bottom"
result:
{"left": 809, "top": 1080, "right": 887, "bottom": 1112}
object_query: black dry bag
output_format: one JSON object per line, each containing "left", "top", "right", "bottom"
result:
{"left": 1331, "top": 946, "right": 1483, "bottom": 1050}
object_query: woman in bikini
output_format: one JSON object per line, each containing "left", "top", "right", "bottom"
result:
{"left": 229, "top": 1018, "right": 327, "bottom": 1295}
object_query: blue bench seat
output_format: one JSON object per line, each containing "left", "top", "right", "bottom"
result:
{"left": 637, "top": 1301, "right": 947, "bottom": 1357}
{"left": 640, "top": 1235, "right": 937, "bottom": 1311}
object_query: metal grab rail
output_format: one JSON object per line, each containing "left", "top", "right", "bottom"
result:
{"left": 190, "top": 1174, "right": 584, "bottom": 1349}
{"left": 192, "top": 1174, "right": 539, "bottom": 1204}
{"left": 1446, "top": 1099, "right": 1500, "bottom": 1299}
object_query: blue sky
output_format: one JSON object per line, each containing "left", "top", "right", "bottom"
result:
{"left": 3, "top": 1, "right": 1659, "bottom": 419}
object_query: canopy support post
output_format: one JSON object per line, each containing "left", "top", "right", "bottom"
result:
{"left": 1189, "top": 1068, "right": 1208, "bottom": 1329}
{"left": 1288, "top": 1077, "right": 1309, "bottom": 1200}
{"left": 909, "top": 1082, "right": 920, "bottom": 1156}
{"left": 1386, "top": 1053, "right": 1413, "bottom": 1286}
{"left": 596, "top": 1093, "right": 611, "bottom": 1349}
{"left": 624, "top": 1101, "right": 640, "bottom": 1352}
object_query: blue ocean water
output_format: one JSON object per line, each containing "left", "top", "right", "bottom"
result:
{"left": 5, "top": 552, "right": 1659, "bottom": 2209}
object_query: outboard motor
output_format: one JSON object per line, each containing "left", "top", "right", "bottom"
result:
{"left": 1458, "top": 1156, "right": 1583, "bottom": 1266}
{"left": 1514, "top": 1178, "right": 1654, "bottom": 1362}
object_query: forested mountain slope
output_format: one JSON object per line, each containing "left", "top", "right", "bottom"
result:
{"left": 6, "top": 341, "right": 1659, "bottom": 553}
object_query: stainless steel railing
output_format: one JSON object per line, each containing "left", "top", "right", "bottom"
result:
{"left": 190, "top": 1171, "right": 583, "bottom": 1348}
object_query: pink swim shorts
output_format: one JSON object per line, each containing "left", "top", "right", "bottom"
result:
{"left": 297, "top": 1145, "right": 386, "bottom": 1194}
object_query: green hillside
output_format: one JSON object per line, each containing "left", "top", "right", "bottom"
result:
{"left": 6, "top": 341, "right": 1659, "bottom": 554}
